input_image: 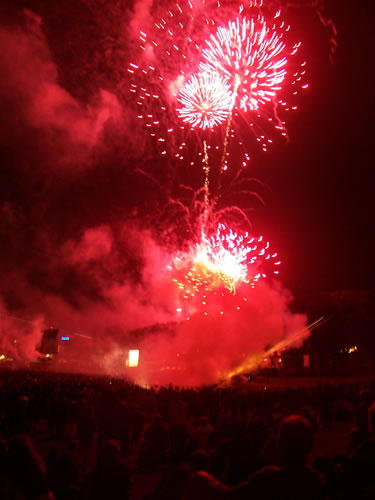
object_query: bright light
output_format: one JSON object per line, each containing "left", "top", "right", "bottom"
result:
{"left": 192, "top": 223, "right": 279, "bottom": 292}
{"left": 348, "top": 345, "right": 358, "bottom": 354}
{"left": 169, "top": 222, "right": 280, "bottom": 318}
{"left": 177, "top": 72, "right": 233, "bottom": 129}
{"left": 201, "top": 16, "right": 290, "bottom": 112}
{"left": 128, "top": 1, "right": 306, "bottom": 159}
{"left": 61, "top": 336, "right": 70, "bottom": 341}
{"left": 128, "top": 349, "right": 140, "bottom": 367}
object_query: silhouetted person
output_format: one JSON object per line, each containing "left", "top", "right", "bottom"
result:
{"left": 131, "top": 404, "right": 145, "bottom": 444}
{"left": 86, "top": 439, "right": 131, "bottom": 500}
{"left": 0, "top": 435, "right": 9, "bottom": 499}
{"left": 231, "top": 414, "right": 325, "bottom": 499}
{"left": 77, "top": 400, "right": 96, "bottom": 448}
{"left": 346, "top": 401, "right": 375, "bottom": 498}
{"left": 49, "top": 451, "right": 80, "bottom": 500}
{"left": 190, "top": 449, "right": 210, "bottom": 473}
{"left": 192, "top": 416, "right": 214, "bottom": 451}
{"left": 186, "top": 414, "right": 325, "bottom": 499}
{"left": 312, "top": 456, "right": 337, "bottom": 499}
{"left": 6, "top": 435, "right": 55, "bottom": 499}
{"left": 6, "top": 395, "right": 32, "bottom": 436}
{"left": 355, "top": 389, "right": 373, "bottom": 442}
{"left": 96, "top": 389, "right": 130, "bottom": 456}
{"left": 45, "top": 446, "right": 58, "bottom": 483}
{"left": 139, "top": 414, "right": 169, "bottom": 467}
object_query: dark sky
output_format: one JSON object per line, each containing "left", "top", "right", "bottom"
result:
{"left": 0, "top": 0, "right": 374, "bottom": 323}
{"left": 251, "top": 1, "right": 375, "bottom": 295}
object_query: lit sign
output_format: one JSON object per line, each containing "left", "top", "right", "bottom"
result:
{"left": 61, "top": 336, "right": 70, "bottom": 341}
{"left": 128, "top": 349, "right": 139, "bottom": 367}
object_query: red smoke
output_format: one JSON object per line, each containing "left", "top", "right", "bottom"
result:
{"left": 0, "top": 9, "right": 126, "bottom": 172}
{"left": 1, "top": 220, "right": 307, "bottom": 385}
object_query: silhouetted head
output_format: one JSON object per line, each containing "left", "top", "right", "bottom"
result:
{"left": 360, "top": 389, "right": 372, "bottom": 406}
{"left": 7, "top": 435, "right": 48, "bottom": 497}
{"left": 67, "top": 439, "right": 78, "bottom": 452}
{"left": 0, "top": 435, "right": 7, "bottom": 468}
{"left": 101, "top": 440, "right": 121, "bottom": 464}
{"left": 18, "top": 395, "right": 28, "bottom": 407}
{"left": 368, "top": 402, "right": 375, "bottom": 437}
{"left": 190, "top": 449, "right": 209, "bottom": 472}
{"left": 278, "top": 415, "right": 314, "bottom": 464}
{"left": 200, "top": 416, "right": 208, "bottom": 426}
{"left": 153, "top": 414, "right": 163, "bottom": 426}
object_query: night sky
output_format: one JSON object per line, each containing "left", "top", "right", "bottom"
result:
{"left": 259, "top": 1, "right": 375, "bottom": 296}
{"left": 0, "top": 0, "right": 374, "bottom": 325}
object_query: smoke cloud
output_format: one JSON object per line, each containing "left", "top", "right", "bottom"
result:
{"left": 136, "top": 281, "right": 307, "bottom": 386}
{"left": 0, "top": 299, "right": 43, "bottom": 362}
{"left": 0, "top": 11, "right": 125, "bottom": 172}
{"left": 129, "top": 0, "right": 154, "bottom": 39}
{"left": 1, "top": 215, "right": 307, "bottom": 384}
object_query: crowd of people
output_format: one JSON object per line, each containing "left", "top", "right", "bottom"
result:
{"left": 0, "top": 369, "right": 374, "bottom": 499}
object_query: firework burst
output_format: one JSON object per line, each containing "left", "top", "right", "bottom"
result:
{"left": 201, "top": 16, "right": 294, "bottom": 114}
{"left": 168, "top": 221, "right": 280, "bottom": 320}
{"left": 177, "top": 72, "right": 233, "bottom": 130}
{"left": 195, "top": 223, "right": 280, "bottom": 292}
{"left": 128, "top": 0, "right": 307, "bottom": 165}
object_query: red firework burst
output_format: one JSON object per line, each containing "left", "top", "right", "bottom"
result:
{"left": 200, "top": 16, "right": 296, "bottom": 113}
{"left": 194, "top": 223, "right": 280, "bottom": 291}
{"left": 170, "top": 222, "right": 280, "bottom": 298}
{"left": 168, "top": 222, "right": 280, "bottom": 319}
{"left": 177, "top": 72, "right": 234, "bottom": 130}
{"left": 128, "top": 0, "right": 307, "bottom": 161}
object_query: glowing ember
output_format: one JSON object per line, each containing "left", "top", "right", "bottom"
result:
{"left": 177, "top": 73, "right": 233, "bottom": 129}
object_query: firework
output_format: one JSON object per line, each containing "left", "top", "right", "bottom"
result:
{"left": 168, "top": 221, "right": 280, "bottom": 320}
{"left": 128, "top": 0, "right": 307, "bottom": 163}
{"left": 195, "top": 223, "right": 280, "bottom": 291}
{"left": 177, "top": 72, "right": 233, "bottom": 130}
{"left": 201, "top": 16, "right": 291, "bottom": 113}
